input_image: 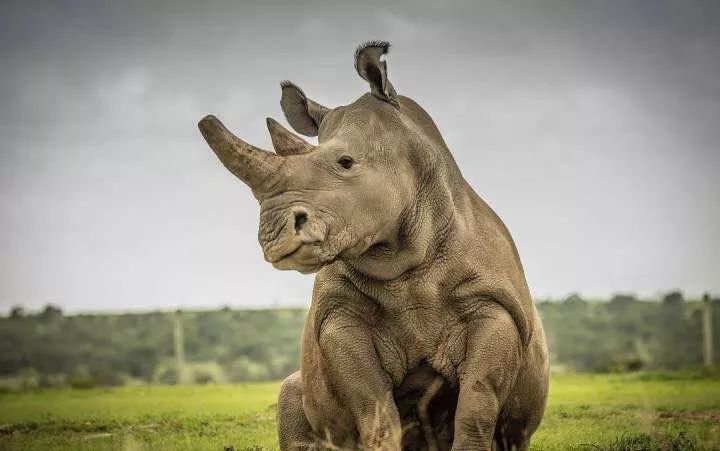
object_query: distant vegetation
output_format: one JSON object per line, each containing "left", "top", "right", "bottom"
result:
{"left": 0, "top": 307, "right": 304, "bottom": 389}
{"left": 541, "top": 292, "right": 719, "bottom": 372}
{"left": 0, "top": 292, "right": 718, "bottom": 389}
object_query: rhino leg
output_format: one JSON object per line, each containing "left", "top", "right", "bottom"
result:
{"left": 277, "top": 371, "right": 314, "bottom": 450}
{"left": 492, "top": 416, "right": 532, "bottom": 451}
{"left": 451, "top": 305, "right": 523, "bottom": 451}
{"left": 309, "top": 313, "right": 402, "bottom": 450}
{"left": 492, "top": 317, "right": 549, "bottom": 451}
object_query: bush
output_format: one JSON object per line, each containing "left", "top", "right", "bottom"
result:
{"left": 193, "top": 370, "right": 215, "bottom": 384}
{"left": 68, "top": 372, "right": 95, "bottom": 389}
{"left": 39, "top": 373, "right": 68, "bottom": 389}
{"left": 92, "top": 370, "right": 124, "bottom": 387}
{"left": 153, "top": 362, "right": 180, "bottom": 385}
{"left": 188, "top": 362, "right": 226, "bottom": 384}
{"left": 17, "top": 367, "right": 39, "bottom": 390}
{"left": 227, "top": 357, "right": 270, "bottom": 382}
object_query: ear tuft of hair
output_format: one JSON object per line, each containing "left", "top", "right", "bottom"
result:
{"left": 354, "top": 40, "right": 391, "bottom": 69}
{"left": 280, "top": 80, "right": 305, "bottom": 97}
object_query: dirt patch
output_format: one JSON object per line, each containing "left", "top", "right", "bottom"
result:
{"left": 657, "top": 410, "right": 720, "bottom": 422}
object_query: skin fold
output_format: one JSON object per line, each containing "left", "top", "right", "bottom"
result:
{"left": 198, "top": 41, "right": 549, "bottom": 451}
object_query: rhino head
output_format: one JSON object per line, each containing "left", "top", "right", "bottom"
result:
{"left": 199, "top": 41, "right": 459, "bottom": 277}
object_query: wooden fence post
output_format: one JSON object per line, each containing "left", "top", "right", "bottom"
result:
{"left": 174, "top": 309, "right": 187, "bottom": 383}
{"left": 703, "top": 293, "right": 714, "bottom": 368}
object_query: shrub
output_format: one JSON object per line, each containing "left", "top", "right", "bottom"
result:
{"left": 17, "top": 367, "right": 39, "bottom": 390}
{"left": 68, "top": 372, "right": 95, "bottom": 389}
{"left": 188, "top": 362, "right": 226, "bottom": 384}
{"left": 153, "top": 363, "right": 180, "bottom": 385}
{"left": 227, "top": 357, "right": 270, "bottom": 382}
{"left": 39, "top": 373, "right": 68, "bottom": 388}
{"left": 92, "top": 370, "right": 124, "bottom": 387}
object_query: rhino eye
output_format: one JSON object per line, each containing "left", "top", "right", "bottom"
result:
{"left": 338, "top": 156, "right": 354, "bottom": 170}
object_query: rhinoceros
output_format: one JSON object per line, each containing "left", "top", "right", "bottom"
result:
{"left": 198, "top": 41, "right": 549, "bottom": 451}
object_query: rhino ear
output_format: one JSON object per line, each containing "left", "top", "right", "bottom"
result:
{"left": 279, "top": 81, "right": 329, "bottom": 137}
{"left": 354, "top": 40, "right": 398, "bottom": 107}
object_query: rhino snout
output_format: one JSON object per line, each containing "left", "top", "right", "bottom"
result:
{"left": 291, "top": 207, "right": 324, "bottom": 244}
{"left": 261, "top": 207, "right": 328, "bottom": 271}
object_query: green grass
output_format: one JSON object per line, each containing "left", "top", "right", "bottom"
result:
{"left": 0, "top": 373, "right": 718, "bottom": 450}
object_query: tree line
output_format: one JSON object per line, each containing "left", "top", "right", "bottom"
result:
{"left": 540, "top": 292, "right": 717, "bottom": 372}
{"left": 0, "top": 292, "right": 717, "bottom": 389}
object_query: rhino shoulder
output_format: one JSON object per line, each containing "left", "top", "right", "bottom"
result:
{"left": 449, "top": 275, "right": 533, "bottom": 348}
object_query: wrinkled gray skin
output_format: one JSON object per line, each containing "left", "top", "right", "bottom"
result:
{"left": 198, "top": 41, "right": 549, "bottom": 451}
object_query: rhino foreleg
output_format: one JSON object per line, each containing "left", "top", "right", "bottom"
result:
{"left": 278, "top": 371, "right": 314, "bottom": 450}
{"left": 451, "top": 304, "right": 523, "bottom": 451}
{"left": 314, "top": 314, "right": 402, "bottom": 450}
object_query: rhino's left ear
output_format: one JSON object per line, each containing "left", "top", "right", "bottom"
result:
{"left": 354, "top": 40, "right": 399, "bottom": 107}
{"left": 280, "top": 81, "right": 329, "bottom": 137}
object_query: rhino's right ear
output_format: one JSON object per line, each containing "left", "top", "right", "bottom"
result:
{"left": 354, "top": 40, "right": 398, "bottom": 107}
{"left": 279, "top": 81, "right": 329, "bottom": 137}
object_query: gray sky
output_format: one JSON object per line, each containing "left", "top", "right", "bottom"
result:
{"left": 1, "top": 0, "right": 718, "bottom": 313}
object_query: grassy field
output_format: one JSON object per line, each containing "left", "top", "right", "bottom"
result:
{"left": 0, "top": 373, "right": 718, "bottom": 450}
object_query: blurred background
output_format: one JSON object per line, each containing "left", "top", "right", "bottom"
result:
{"left": 1, "top": 0, "right": 719, "bottom": 389}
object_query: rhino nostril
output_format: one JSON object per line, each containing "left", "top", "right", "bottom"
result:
{"left": 293, "top": 211, "right": 308, "bottom": 234}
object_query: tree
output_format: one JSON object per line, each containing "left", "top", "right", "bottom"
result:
{"left": 9, "top": 305, "right": 25, "bottom": 319}
{"left": 39, "top": 304, "right": 63, "bottom": 321}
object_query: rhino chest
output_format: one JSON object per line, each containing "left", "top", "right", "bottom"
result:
{"left": 373, "top": 301, "right": 468, "bottom": 386}
{"left": 355, "top": 272, "right": 475, "bottom": 385}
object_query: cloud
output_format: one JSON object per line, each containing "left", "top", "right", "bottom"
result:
{"left": 1, "top": 0, "right": 719, "bottom": 312}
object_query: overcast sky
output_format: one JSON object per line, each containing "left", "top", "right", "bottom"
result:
{"left": 1, "top": 0, "right": 718, "bottom": 313}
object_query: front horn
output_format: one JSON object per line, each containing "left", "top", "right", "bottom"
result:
{"left": 198, "top": 115, "right": 284, "bottom": 192}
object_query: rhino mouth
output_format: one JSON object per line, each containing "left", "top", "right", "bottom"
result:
{"left": 267, "top": 242, "right": 335, "bottom": 274}
{"left": 260, "top": 211, "right": 379, "bottom": 273}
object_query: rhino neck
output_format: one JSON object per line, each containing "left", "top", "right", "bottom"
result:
{"left": 340, "top": 172, "right": 462, "bottom": 281}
